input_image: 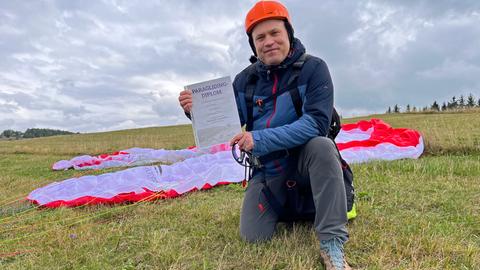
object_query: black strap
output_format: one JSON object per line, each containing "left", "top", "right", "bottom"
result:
{"left": 288, "top": 53, "right": 309, "bottom": 85}
{"left": 245, "top": 82, "right": 255, "bottom": 131}
{"left": 328, "top": 108, "right": 341, "bottom": 140}
{"left": 289, "top": 87, "right": 302, "bottom": 117}
{"left": 245, "top": 64, "right": 258, "bottom": 132}
{"left": 244, "top": 52, "right": 342, "bottom": 141}
{"left": 293, "top": 53, "right": 309, "bottom": 69}
{"left": 288, "top": 53, "right": 309, "bottom": 117}
{"left": 246, "top": 53, "right": 310, "bottom": 125}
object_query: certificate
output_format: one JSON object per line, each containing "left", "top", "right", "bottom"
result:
{"left": 185, "top": 76, "right": 242, "bottom": 149}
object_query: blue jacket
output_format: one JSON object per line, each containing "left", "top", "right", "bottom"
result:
{"left": 233, "top": 38, "right": 334, "bottom": 176}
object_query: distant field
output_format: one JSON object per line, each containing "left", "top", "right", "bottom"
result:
{"left": 0, "top": 112, "right": 479, "bottom": 269}
{"left": 1, "top": 111, "right": 478, "bottom": 156}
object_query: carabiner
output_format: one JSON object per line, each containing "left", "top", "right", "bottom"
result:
{"left": 232, "top": 143, "right": 246, "bottom": 164}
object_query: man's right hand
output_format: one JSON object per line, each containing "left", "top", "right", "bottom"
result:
{"left": 178, "top": 90, "right": 192, "bottom": 113}
{"left": 230, "top": 131, "right": 254, "bottom": 152}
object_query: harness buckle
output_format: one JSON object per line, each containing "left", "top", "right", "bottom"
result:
{"left": 286, "top": 180, "right": 297, "bottom": 188}
{"left": 256, "top": 99, "right": 264, "bottom": 114}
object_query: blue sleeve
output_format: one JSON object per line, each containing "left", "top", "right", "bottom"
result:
{"left": 251, "top": 59, "right": 334, "bottom": 156}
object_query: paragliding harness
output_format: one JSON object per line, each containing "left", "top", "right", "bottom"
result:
{"left": 233, "top": 53, "right": 355, "bottom": 220}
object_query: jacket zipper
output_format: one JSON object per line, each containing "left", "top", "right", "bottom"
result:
{"left": 265, "top": 72, "right": 285, "bottom": 174}
{"left": 265, "top": 73, "right": 278, "bottom": 128}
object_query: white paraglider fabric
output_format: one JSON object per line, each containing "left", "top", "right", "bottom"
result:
{"left": 29, "top": 119, "right": 424, "bottom": 207}
{"left": 29, "top": 151, "right": 242, "bottom": 207}
{"left": 336, "top": 119, "right": 424, "bottom": 164}
{"left": 52, "top": 144, "right": 231, "bottom": 171}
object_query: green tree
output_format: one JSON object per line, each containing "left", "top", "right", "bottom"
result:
{"left": 393, "top": 104, "right": 400, "bottom": 113}
{"left": 431, "top": 101, "right": 440, "bottom": 111}
{"left": 448, "top": 96, "right": 457, "bottom": 109}
{"left": 441, "top": 102, "right": 447, "bottom": 111}
{"left": 406, "top": 104, "right": 411, "bottom": 113}
{"left": 1, "top": 129, "right": 23, "bottom": 139}
{"left": 23, "top": 128, "right": 74, "bottom": 138}
{"left": 459, "top": 95, "right": 465, "bottom": 108}
{"left": 386, "top": 106, "right": 392, "bottom": 114}
{"left": 466, "top": 93, "right": 475, "bottom": 107}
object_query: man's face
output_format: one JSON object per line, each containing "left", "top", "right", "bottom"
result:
{"left": 251, "top": 19, "right": 290, "bottom": 66}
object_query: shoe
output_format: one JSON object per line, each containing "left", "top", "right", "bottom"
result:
{"left": 320, "top": 237, "right": 352, "bottom": 270}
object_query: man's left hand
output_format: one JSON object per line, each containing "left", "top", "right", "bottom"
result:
{"left": 230, "top": 132, "right": 254, "bottom": 152}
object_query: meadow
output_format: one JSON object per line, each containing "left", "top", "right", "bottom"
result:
{"left": 0, "top": 111, "right": 479, "bottom": 269}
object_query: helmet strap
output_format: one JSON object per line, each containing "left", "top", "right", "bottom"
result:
{"left": 284, "top": 20, "right": 294, "bottom": 46}
{"left": 248, "top": 33, "right": 257, "bottom": 56}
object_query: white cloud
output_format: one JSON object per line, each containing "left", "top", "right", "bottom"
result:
{"left": 0, "top": 0, "right": 479, "bottom": 132}
{"left": 417, "top": 59, "right": 480, "bottom": 80}
{"left": 346, "top": 1, "right": 430, "bottom": 58}
{"left": 0, "top": 24, "right": 24, "bottom": 35}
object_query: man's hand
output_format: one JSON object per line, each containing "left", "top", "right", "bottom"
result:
{"left": 230, "top": 132, "right": 254, "bottom": 152}
{"left": 178, "top": 90, "right": 192, "bottom": 113}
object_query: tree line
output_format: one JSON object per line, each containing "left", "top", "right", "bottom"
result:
{"left": 387, "top": 93, "right": 480, "bottom": 114}
{"left": 0, "top": 128, "right": 77, "bottom": 140}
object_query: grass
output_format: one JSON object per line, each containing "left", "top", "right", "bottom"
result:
{"left": 0, "top": 112, "right": 479, "bottom": 269}
{"left": 0, "top": 125, "right": 195, "bottom": 156}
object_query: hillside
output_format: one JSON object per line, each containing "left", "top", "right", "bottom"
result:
{"left": 0, "top": 112, "right": 479, "bottom": 269}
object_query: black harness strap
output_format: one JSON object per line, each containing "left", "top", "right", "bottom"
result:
{"left": 241, "top": 53, "right": 349, "bottom": 218}
{"left": 244, "top": 53, "right": 311, "bottom": 164}
{"left": 288, "top": 53, "right": 309, "bottom": 118}
{"left": 247, "top": 53, "right": 340, "bottom": 139}
{"left": 288, "top": 53, "right": 308, "bottom": 84}
{"left": 247, "top": 53, "right": 310, "bottom": 124}
{"left": 245, "top": 83, "right": 255, "bottom": 131}
{"left": 245, "top": 64, "right": 259, "bottom": 132}
{"left": 289, "top": 86, "right": 303, "bottom": 117}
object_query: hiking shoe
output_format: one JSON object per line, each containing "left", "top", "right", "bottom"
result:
{"left": 320, "top": 238, "right": 352, "bottom": 270}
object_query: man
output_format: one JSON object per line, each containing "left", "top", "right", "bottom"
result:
{"left": 179, "top": 1, "right": 351, "bottom": 269}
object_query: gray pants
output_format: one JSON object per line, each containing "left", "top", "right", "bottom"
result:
{"left": 240, "top": 136, "right": 348, "bottom": 243}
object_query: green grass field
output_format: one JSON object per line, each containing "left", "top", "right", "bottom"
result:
{"left": 1, "top": 112, "right": 479, "bottom": 269}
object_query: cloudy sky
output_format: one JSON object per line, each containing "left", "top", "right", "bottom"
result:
{"left": 1, "top": 0, "right": 479, "bottom": 133}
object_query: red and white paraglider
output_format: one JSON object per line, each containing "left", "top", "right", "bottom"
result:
{"left": 28, "top": 119, "right": 423, "bottom": 208}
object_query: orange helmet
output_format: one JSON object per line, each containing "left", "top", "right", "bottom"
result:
{"left": 245, "top": 0, "right": 291, "bottom": 34}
